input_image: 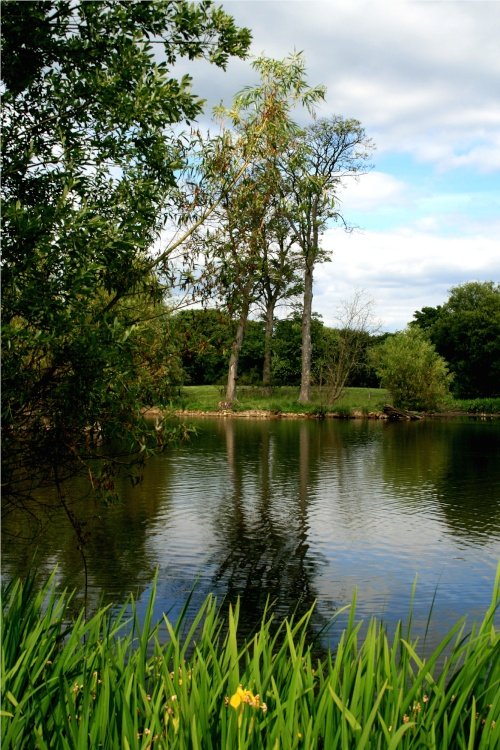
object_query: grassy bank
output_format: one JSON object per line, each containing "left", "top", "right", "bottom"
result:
{"left": 162, "top": 386, "right": 500, "bottom": 417}
{"left": 167, "top": 385, "right": 389, "bottom": 416}
{"left": 2, "top": 571, "right": 499, "bottom": 749}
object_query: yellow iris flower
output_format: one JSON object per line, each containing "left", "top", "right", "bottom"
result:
{"left": 229, "top": 685, "right": 267, "bottom": 712}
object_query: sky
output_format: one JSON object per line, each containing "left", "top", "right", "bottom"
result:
{"left": 178, "top": 0, "right": 500, "bottom": 332}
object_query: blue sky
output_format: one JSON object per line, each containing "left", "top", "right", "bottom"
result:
{"left": 175, "top": 0, "right": 500, "bottom": 331}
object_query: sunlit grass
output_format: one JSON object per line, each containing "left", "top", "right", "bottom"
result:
{"left": 168, "top": 385, "right": 389, "bottom": 415}
{"left": 164, "top": 387, "right": 500, "bottom": 417}
{"left": 2, "top": 568, "right": 499, "bottom": 748}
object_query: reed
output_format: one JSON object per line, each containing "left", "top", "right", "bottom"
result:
{"left": 2, "top": 567, "right": 499, "bottom": 749}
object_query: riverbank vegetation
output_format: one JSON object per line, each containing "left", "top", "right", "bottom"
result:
{"left": 151, "top": 385, "right": 500, "bottom": 419}
{"left": 2, "top": 569, "right": 499, "bottom": 749}
{"left": 166, "top": 385, "right": 387, "bottom": 416}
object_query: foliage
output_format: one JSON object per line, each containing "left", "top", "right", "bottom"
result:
{"left": 280, "top": 116, "right": 375, "bottom": 403}
{"left": 172, "top": 311, "right": 266, "bottom": 386}
{"left": 171, "top": 307, "right": 383, "bottom": 391}
{"left": 450, "top": 397, "right": 500, "bottom": 415}
{"left": 1, "top": 0, "right": 250, "bottom": 500}
{"left": 272, "top": 314, "right": 327, "bottom": 386}
{"left": 172, "top": 309, "right": 234, "bottom": 385}
{"left": 370, "top": 327, "right": 453, "bottom": 411}
{"left": 412, "top": 281, "right": 500, "bottom": 398}
{"left": 2, "top": 568, "right": 499, "bottom": 749}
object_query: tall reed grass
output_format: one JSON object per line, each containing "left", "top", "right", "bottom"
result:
{"left": 2, "top": 568, "right": 499, "bottom": 749}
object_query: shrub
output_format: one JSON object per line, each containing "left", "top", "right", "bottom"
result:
{"left": 370, "top": 327, "right": 453, "bottom": 411}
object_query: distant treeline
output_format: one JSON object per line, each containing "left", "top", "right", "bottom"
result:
{"left": 170, "top": 309, "right": 385, "bottom": 389}
{"left": 170, "top": 280, "right": 499, "bottom": 400}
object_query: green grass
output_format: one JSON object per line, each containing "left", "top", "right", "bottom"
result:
{"left": 162, "top": 387, "right": 500, "bottom": 417}
{"left": 445, "top": 397, "right": 500, "bottom": 415}
{"left": 2, "top": 568, "right": 499, "bottom": 749}
{"left": 165, "top": 385, "right": 389, "bottom": 416}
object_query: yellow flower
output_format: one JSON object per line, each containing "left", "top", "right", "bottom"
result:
{"left": 229, "top": 686, "right": 249, "bottom": 710}
{"left": 228, "top": 685, "right": 266, "bottom": 712}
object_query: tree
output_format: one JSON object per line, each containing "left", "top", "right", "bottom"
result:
{"left": 172, "top": 309, "right": 232, "bottom": 385}
{"left": 190, "top": 145, "right": 270, "bottom": 403}
{"left": 271, "top": 313, "right": 326, "bottom": 386}
{"left": 412, "top": 281, "right": 500, "bottom": 398}
{"left": 369, "top": 327, "right": 453, "bottom": 411}
{"left": 256, "top": 209, "right": 303, "bottom": 388}
{"left": 320, "top": 291, "right": 379, "bottom": 404}
{"left": 191, "top": 53, "right": 324, "bottom": 404}
{"left": 280, "top": 117, "right": 374, "bottom": 403}
{"left": 1, "top": 0, "right": 251, "bottom": 504}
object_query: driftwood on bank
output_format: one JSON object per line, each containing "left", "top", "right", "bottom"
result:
{"left": 383, "top": 404, "right": 423, "bottom": 421}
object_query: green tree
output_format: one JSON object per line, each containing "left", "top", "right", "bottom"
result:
{"left": 172, "top": 309, "right": 226, "bottom": 385}
{"left": 369, "top": 327, "right": 452, "bottom": 411}
{"left": 1, "top": 0, "right": 250, "bottom": 503}
{"left": 191, "top": 53, "right": 324, "bottom": 404}
{"left": 413, "top": 281, "right": 500, "bottom": 398}
{"left": 280, "top": 117, "right": 374, "bottom": 403}
{"left": 272, "top": 313, "right": 326, "bottom": 386}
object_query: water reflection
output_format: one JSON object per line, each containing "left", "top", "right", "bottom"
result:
{"left": 2, "top": 417, "right": 499, "bottom": 648}
{"left": 209, "top": 421, "right": 322, "bottom": 638}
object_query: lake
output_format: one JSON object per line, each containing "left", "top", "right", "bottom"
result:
{"left": 2, "top": 416, "right": 500, "bottom": 650}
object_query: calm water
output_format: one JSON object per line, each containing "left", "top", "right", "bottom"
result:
{"left": 3, "top": 417, "right": 500, "bottom": 649}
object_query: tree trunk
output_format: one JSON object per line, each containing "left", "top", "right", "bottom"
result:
{"left": 225, "top": 295, "right": 251, "bottom": 404}
{"left": 299, "top": 260, "right": 313, "bottom": 403}
{"left": 262, "top": 298, "right": 274, "bottom": 388}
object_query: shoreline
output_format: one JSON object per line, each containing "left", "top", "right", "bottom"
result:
{"left": 142, "top": 407, "right": 499, "bottom": 421}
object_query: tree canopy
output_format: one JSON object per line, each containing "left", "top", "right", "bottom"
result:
{"left": 412, "top": 281, "right": 500, "bottom": 398}
{"left": 1, "top": 0, "right": 251, "bottom": 502}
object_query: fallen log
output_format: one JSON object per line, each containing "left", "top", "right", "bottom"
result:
{"left": 383, "top": 404, "right": 423, "bottom": 421}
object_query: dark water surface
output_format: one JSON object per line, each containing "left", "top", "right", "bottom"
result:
{"left": 3, "top": 417, "right": 500, "bottom": 649}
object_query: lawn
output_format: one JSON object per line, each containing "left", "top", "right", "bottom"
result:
{"left": 167, "top": 385, "right": 390, "bottom": 416}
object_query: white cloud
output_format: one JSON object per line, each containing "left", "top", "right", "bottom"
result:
{"left": 314, "top": 226, "right": 500, "bottom": 330}
{"left": 336, "top": 171, "right": 409, "bottom": 213}
{"left": 217, "top": 1, "right": 500, "bottom": 170}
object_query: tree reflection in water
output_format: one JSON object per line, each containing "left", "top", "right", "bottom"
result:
{"left": 210, "top": 420, "right": 326, "bottom": 643}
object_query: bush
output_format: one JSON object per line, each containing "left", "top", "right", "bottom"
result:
{"left": 370, "top": 327, "right": 452, "bottom": 411}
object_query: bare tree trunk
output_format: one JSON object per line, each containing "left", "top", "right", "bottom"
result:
{"left": 225, "top": 295, "right": 251, "bottom": 404}
{"left": 299, "top": 260, "right": 313, "bottom": 403}
{"left": 262, "top": 298, "right": 274, "bottom": 388}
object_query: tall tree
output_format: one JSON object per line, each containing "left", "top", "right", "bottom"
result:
{"left": 281, "top": 117, "right": 374, "bottom": 403}
{"left": 1, "top": 0, "right": 250, "bottom": 503}
{"left": 256, "top": 208, "right": 303, "bottom": 388}
{"left": 192, "top": 53, "right": 324, "bottom": 403}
